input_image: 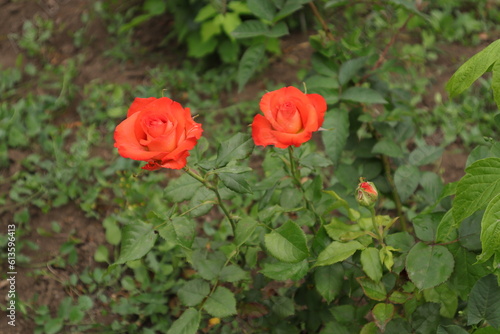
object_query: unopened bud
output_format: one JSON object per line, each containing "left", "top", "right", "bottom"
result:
{"left": 356, "top": 178, "right": 378, "bottom": 207}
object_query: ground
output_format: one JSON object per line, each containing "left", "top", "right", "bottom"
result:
{"left": 0, "top": 0, "right": 488, "bottom": 332}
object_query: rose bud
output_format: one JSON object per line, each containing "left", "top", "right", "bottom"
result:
{"left": 114, "top": 97, "right": 203, "bottom": 170}
{"left": 251, "top": 86, "right": 327, "bottom": 148}
{"left": 356, "top": 179, "right": 378, "bottom": 207}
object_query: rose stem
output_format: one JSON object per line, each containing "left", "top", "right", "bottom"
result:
{"left": 183, "top": 166, "right": 236, "bottom": 234}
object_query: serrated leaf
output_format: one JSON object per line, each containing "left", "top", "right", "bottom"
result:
{"left": 219, "top": 265, "right": 248, "bottom": 282}
{"left": 449, "top": 246, "right": 490, "bottom": 300}
{"left": 231, "top": 20, "right": 269, "bottom": 38}
{"left": 264, "top": 220, "right": 308, "bottom": 263}
{"left": 446, "top": 40, "right": 500, "bottom": 98}
{"left": 357, "top": 277, "right": 387, "bottom": 301}
{"left": 477, "top": 193, "right": 500, "bottom": 263}
{"left": 218, "top": 172, "right": 252, "bottom": 193}
{"left": 114, "top": 221, "right": 158, "bottom": 265}
{"left": 234, "top": 217, "right": 258, "bottom": 247}
{"left": 167, "top": 308, "right": 201, "bottom": 334}
{"left": 453, "top": 158, "right": 500, "bottom": 224}
{"left": 409, "top": 145, "right": 444, "bottom": 166}
{"left": 373, "top": 303, "right": 394, "bottom": 331}
{"left": 321, "top": 108, "right": 349, "bottom": 165}
{"left": 405, "top": 242, "right": 454, "bottom": 290}
{"left": 216, "top": 133, "right": 254, "bottom": 167}
{"left": 314, "top": 240, "right": 364, "bottom": 267}
{"left": 394, "top": 165, "right": 420, "bottom": 202}
{"left": 237, "top": 44, "right": 266, "bottom": 91}
{"left": 413, "top": 212, "right": 444, "bottom": 242}
{"left": 314, "top": 263, "right": 344, "bottom": 303}
{"left": 341, "top": 87, "right": 387, "bottom": 104}
{"left": 191, "top": 250, "right": 225, "bottom": 281}
{"left": 361, "top": 247, "right": 383, "bottom": 282}
{"left": 260, "top": 260, "right": 309, "bottom": 280}
{"left": 467, "top": 274, "right": 500, "bottom": 328}
{"left": 203, "top": 286, "right": 237, "bottom": 318}
{"left": 339, "top": 56, "right": 370, "bottom": 85}
{"left": 189, "top": 187, "right": 215, "bottom": 217}
{"left": 372, "top": 139, "right": 404, "bottom": 158}
{"left": 248, "top": 0, "right": 276, "bottom": 21}
{"left": 436, "top": 210, "right": 458, "bottom": 243}
{"left": 423, "top": 284, "right": 458, "bottom": 319}
{"left": 164, "top": 173, "right": 202, "bottom": 202}
{"left": 178, "top": 279, "right": 210, "bottom": 307}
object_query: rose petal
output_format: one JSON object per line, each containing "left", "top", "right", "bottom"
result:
{"left": 271, "top": 130, "right": 313, "bottom": 148}
{"left": 127, "top": 97, "right": 157, "bottom": 117}
{"left": 307, "top": 93, "right": 327, "bottom": 127}
{"left": 252, "top": 114, "right": 279, "bottom": 147}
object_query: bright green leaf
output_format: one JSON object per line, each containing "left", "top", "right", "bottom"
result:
{"left": 478, "top": 193, "right": 500, "bottom": 263}
{"left": 453, "top": 158, "right": 500, "bottom": 224}
{"left": 357, "top": 277, "right": 387, "bottom": 301}
{"left": 361, "top": 247, "right": 383, "bottom": 282}
{"left": 373, "top": 303, "right": 394, "bottom": 331}
{"left": 314, "top": 240, "right": 365, "bottom": 267}
{"left": 446, "top": 40, "right": 500, "bottom": 98}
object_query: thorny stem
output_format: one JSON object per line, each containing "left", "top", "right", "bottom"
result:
{"left": 308, "top": 2, "right": 335, "bottom": 41}
{"left": 183, "top": 166, "right": 236, "bottom": 234}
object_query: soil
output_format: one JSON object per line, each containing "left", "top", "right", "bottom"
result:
{"left": 0, "top": 0, "right": 492, "bottom": 333}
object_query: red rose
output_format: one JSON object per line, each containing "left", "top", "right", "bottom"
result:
{"left": 114, "top": 97, "right": 203, "bottom": 170}
{"left": 251, "top": 86, "right": 327, "bottom": 148}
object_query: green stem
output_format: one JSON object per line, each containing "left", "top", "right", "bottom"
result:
{"left": 183, "top": 166, "right": 236, "bottom": 234}
{"left": 370, "top": 206, "right": 384, "bottom": 246}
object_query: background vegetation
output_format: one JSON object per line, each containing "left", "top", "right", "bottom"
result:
{"left": 0, "top": 0, "right": 500, "bottom": 333}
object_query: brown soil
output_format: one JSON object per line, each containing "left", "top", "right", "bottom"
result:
{"left": 0, "top": 0, "right": 491, "bottom": 332}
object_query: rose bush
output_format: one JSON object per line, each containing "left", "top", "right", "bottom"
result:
{"left": 114, "top": 97, "right": 203, "bottom": 170}
{"left": 251, "top": 86, "right": 327, "bottom": 148}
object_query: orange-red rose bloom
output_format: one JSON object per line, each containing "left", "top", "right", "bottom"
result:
{"left": 252, "top": 86, "right": 327, "bottom": 148}
{"left": 114, "top": 97, "right": 203, "bottom": 170}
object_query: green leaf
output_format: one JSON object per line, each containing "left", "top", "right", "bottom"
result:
{"left": 449, "top": 246, "right": 490, "bottom": 300}
{"left": 191, "top": 250, "right": 226, "bottom": 281}
{"left": 478, "top": 193, "right": 500, "bottom": 263}
{"left": 446, "top": 40, "right": 500, "bottom": 98}
{"left": 194, "top": 4, "right": 217, "bottom": 22}
{"left": 436, "top": 210, "right": 458, "bottom": 243}
{"left": 405, "top": 242, "right": 454, "bottom": 290}
{"left": 94, "top": 245, "right": 109, "bottom": 263}
{"left": 373, "top": 303, "right": 394, "bottom": 331}
{"left": 314, "top": 240, "right": 365, "bottom": 267}
{"left": 338, "top": 56, "right": 370, "bottom": 85}
{"left": 322, "top": 108, "right": 349, "bottom": 165}
{"left": 247, "top": 0, "right": 276, "bottom": 21}
{"left": 409, "top": 145, "right": 444, "bottom": 166}
{"left": 357, "top": 277, "right": 387, "bottom": 301}
{"left": 231, "top": 20, "right": 269, "bottom": 38}
{"left": 274, "top": 0, "right": 309, "bottom": 21}
{"left": 143, "top": 0, "right": 167, "bottom": 15}
{"left": 237, "top": 44, "right": 266, "bottom": 91}
{"left": 178, "top": 279, "right": 210, "bottom": 307}
{"left": 361, "top": 247, "right": 383, "bottom": 282}
{"left": 203, "top": 286, "right": 237, "bottom": 318}
{"left": 189, "top": 187, "right": 215, "bottom": 217}
{"left": 411, "top": 303, "right": 441, "bottom": 334}
{"left": 264, "top": 220, "right": 309, "bottom": 263}
{"left": 260, "top": 260, "right": 309, "bottom": 280}
{"left": 219, "top": 265, "right": 248, "bottom": 282}
{"left": 164, "top": 173, "right": 202, "bottom": 202}
{"left": 272, "top": 296, "right": 295, "bottom": 318}
{"left": 266, "top": 21, "right": 289, "bottom": 38}
{"left": 218, "top": 172, "right": 252, "bottom": 193}
{"left": 413, "top": 212, "right": 444, "bottom": 242}
{"left": 314, "top": 263, "right": 344, "bottom": 303}
{"left": 44, "top": 318, "right": 63, "bottom": 334}
{"left": 385, "top": 232, "right": 415, "bottom": 252}
{"left": 493, "top": 61, "right": 500, "bottom": 109}
{"left": 453, "top": 158, "right": 500, "bottom": 224}
{"left": 341, "top": 87, "right": 388, "bottom": 104}
{"left": 468, "top": 275, "right": 500, "bottom": 328}
{"left": 114, "top": 221, "right": 158, "bottom": 265}
{"left": 423, "top": 284, "right": 458, "bottom": 318}
{"left": 216, "top": 133, "right": 254, "bottom": 167}
{"left": 234, "top": 217, "right": 258, "bottom": 247}
{"left": 167, "top": 308, "right": 201, "bottom": 334}
{"left": 372, "top": 139, "right": 404, "bottom": 158}
{"left": 436, "top": 325, "right": 469, "bottom": 334}
{"left": 394, "top": 165, "right": 420, "bottom": 202}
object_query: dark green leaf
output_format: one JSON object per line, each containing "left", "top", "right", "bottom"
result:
{"left": 219, "top": 265, "right": 248, "bottom": 282}
{"left": 166, "top": 308, "right": 201, "bottom": 334}
{"left": 203, "top": 286, "right": 237, "bottom": 318}
{"left": 314, "top": 263, "right": 344, "bottom": 303}
{"left": 164, "top": 173, "right": 202, "bottom": 202}
{"left": 218, "top": 172, "right": 252, "bottom": 193}
{"left": 231, "top": 20, "right": 269, "bottom": 38}
{"left": 449, "top": 246, "right": 490, "bottom": 300}
{"left": 260, "top": 260, "right": 308, "bottom": 280}
{"left": 372, "top": 139, "right": 404, "bottom": 158}
{"left": 114, "top": 221, "right": 158, "bottom": 265}
{"left": 247, "top": 0, "right": 276, "bottom": 21}
{"left": 409, "top": 145, "right": 444, "bottom": 166}
{"left": 394, "top": 165, "right": 420, "bottom": 202}
{"left": 341, "top": 87, "right": 387, "bottom": 104}
{"left": 413, "top": 212, "right": 444, "bottom": 242}
{"left": 216, "top": 133, "right": 254, "bottom": 167}
{"left": 322, "top": 109, "right": 349, "bottom": 165}
{"left": 234, "top": 217, "right": 258, "bottom": 247}
{"left": 237, "top": 44, "right": 266, "bottom": 91}
{"left": 264, "top": 220, "right": 308, "bottom": 263}
{"left": 468, "top": 275, "right": 500, "bottom": 328}
{"left": 478, "top": 193, "right": 500, "bottom": 263}
{"left": 405, "top": 242, "right": 454, "bottom": 290}
{"left": 411, "top": 303, "right": 440, "bottom": 334}
{"left": 338, "top": 56, "right": 370, "bottom": 85}
{"left": 178, "top": 279, "right": 210, "bottom": 307}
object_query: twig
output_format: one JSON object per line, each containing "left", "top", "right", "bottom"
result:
{"left": 308, "top": 2, "right": 335, "bottom": 41}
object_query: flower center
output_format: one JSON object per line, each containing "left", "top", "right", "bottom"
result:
{"left": 276, "top": 102, "right": 302, "bottom": 133}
